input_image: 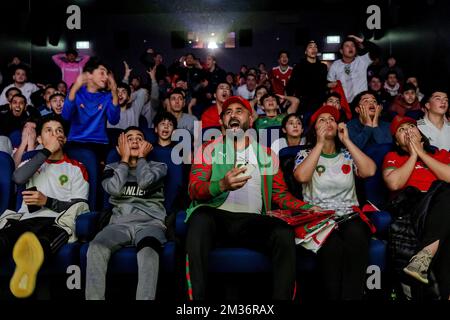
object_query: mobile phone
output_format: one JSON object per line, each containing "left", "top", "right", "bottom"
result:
{"left": 24, "top": 186, "right": 41, "bottom": 213}
{"left": 235, "top": 162, "right": 255, "bottom": 178}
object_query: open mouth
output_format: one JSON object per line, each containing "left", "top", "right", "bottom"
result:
{"left": 229, "top": 119, "right": 241, "bottom": 129}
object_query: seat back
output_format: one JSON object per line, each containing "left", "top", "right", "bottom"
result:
{"left": 363, "top": 143, "right": 394, "bottom": 208}
{"left": 278, "top": 145, "right": 307, "bottom": 200}
{"left": 14, "top": 150, "right": 39, "bottom": 211}
{"left": 8, "top": 130, "right": 22, "bottom": 148}
{"left": 149, "top": 145, "right": 184, "bottom": 213}
{"left": 0, "top": 151, "right": 14, "bottom": 214}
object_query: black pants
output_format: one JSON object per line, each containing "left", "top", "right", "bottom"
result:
{"left": 0, "top": 218, "right": 69, "bottom": 260}
{"left": 421, "top": 185, "right": 450, "bottom": 298}
{"left": 317, "top": 218, "right": 370, "bottom": 300}
{"left": 185, "top": 207, "right": 296, "bottom": 300}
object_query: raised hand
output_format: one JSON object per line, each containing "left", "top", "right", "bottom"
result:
{"left": 116, "top": 133, "right": 131, "bottom": 163}
{"left": 372, "top": 104, "right": 383, "bottom": 127}
{"left": 337, "top": 122, "right": 350, "bottom": 144}
{"left": 316, "top": 123, "right": 328, "bottom": 145}
{"left": 107, "top": 72, "right": 117, "bottom": 91}
{"left": 408, "top": 129, "right": 424, "bottom": 157}
{"left": 348, "top": 34, "right": 364, "bottom": 43}
{"left": 276, "top": 94, "right": 286, "bottom": 103}
{"left": 22, "top": 190, "right": 47, "bottom": 206}
{"left": 219, "top": 167, "right": 251, "bottom": 191}
{"left": 43, "top": 132, "right": 62, "bottom": 153}
{"left": 138, "top": 140, "right": 153, "bottom": 158}
{"left": 146, "top": 66, "right": 157, "bottom": 81}
{"left": 27, "top": 126, "right": 36, "bottom": 149}
{"left": 74, "top": 72, "right": 88, "bottom": 89}
{"left": 123, "top": 61, "right": 133, "bottom": 76}
{"left": 359, "top": 104, "right": 373, "bottom": 127}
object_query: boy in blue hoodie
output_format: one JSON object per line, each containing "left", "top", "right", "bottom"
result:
{"left": 62, "top": 57, "right": 120, "bottom": 160}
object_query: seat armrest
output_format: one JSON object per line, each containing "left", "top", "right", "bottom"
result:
{"left": 76, "top": 212, "right": 99, "bottom": 242}
{"left": 365, "top": 210, "right": 392, "bottom": 236}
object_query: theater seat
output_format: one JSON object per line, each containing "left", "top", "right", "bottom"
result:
{"left": 8, "top": 130, "right": 22, "bottom": 149}
{"left": 0, "top": 151, "right": 14, "bottom": 213}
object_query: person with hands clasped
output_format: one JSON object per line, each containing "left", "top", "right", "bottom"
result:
{"left": 382, "top": 116, "right": 450, "bottom": 299}
{"left": 293, "top": 105, "right": 376, "bottom": 300}
{"left": 85, "top": 126, "right": 168, "bottom": 300}
{"left": 0, "top": 116, "right": 89, "bottom": 298}
{"left": 347, "top": 91, "right": 392, "bottom": 150}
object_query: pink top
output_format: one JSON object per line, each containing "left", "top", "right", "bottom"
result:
{"left": 52, "top": 53, "right": 90, "bottom": 88}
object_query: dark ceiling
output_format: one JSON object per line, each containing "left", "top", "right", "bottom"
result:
{"left": 0, "top": 0, "right": 389, "bottom": 14}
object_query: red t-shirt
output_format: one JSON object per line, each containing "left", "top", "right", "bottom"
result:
{"left": 201, "top": 105, "right": 221, "bottom": 129}
{"left": 270, "top": 66, "right": 293, "bottom": 95}
{"left": 382, "top": 149, "right": 450, "bottom": 192}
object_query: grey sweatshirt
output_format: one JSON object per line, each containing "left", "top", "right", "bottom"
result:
{"left": 102, "top": 158, "right": 168, "bottom": 223}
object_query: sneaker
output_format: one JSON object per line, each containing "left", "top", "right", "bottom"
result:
{"left": 9, "top": 232, "right": 44, "bottom": 298}
{"left": 403, "top": 248, "right": 433, "bottom": 285}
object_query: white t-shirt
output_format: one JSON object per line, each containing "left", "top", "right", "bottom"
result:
{"left": 218, "top": 147, "right": 262, "bottom": 214}
{"left": 0, "top": 83, "right": 40, "bottom": 106}
{"left": 294, "top": 149, "right": 359, "bottom": 216}
{"left": 19, "top": 155, "right": 89, "bottom": 220}
{"left": 236, "top": 85, "right": 255, "bottom": 100}
{"left": 327, "top": 53, "right": 372, "bottom": 103}
{"left": 417, "top": 116, "right": 450, "bottom": 151}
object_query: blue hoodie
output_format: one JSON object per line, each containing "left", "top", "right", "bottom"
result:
{"left": 62, "top": 86, "right": 120, "bottom": 144}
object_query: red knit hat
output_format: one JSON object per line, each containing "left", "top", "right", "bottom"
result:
{"left": 390, "top": 115, "right": 417, "bottom": 135}
{"left": 309, "top": 105, "right": 341, "bottom": 125}
{"left": 222, "top": 96, "right": 254, "bottom": 115}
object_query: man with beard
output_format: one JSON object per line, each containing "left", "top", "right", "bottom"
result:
{"left": 347, "top": 91, "right": 392, "bottom": 150}
{"left": 185, "top": 95, "right": 320, "bottom": 300}
{"left": 200, "top": 82, "right": 231, "bottom": 130}
{"left": 327, "top": 35, "right": 381, "bottom": 103}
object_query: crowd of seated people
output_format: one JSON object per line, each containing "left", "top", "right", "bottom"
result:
{"left": 0, "top": 34, "right": 449, "bottom": 302}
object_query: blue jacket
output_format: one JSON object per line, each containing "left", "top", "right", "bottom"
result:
{"left": 62, "top": 86, "right": 120, "bottom": 144}
{"left": 347, "top": 118, "right": 392, "bottom": 150}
